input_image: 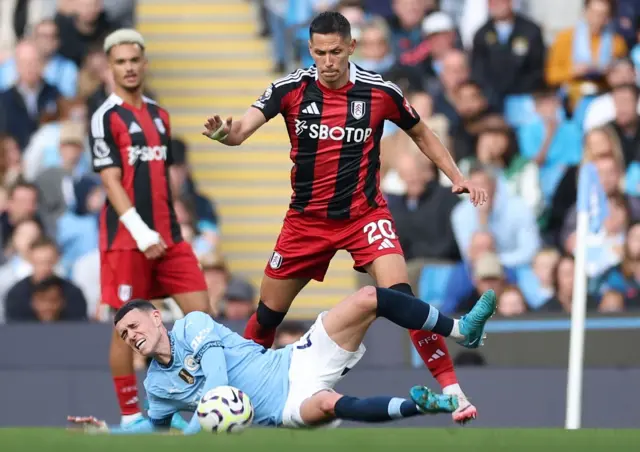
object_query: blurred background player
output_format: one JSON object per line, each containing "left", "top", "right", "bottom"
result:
{"left": 69, "top": 287, "right": 496, "bottom": 433}
{"left": 90, "top": 29, "right": 209, "bottom": 430}
{"left": 203, "top": 11, "right": 486, "bottom": 423}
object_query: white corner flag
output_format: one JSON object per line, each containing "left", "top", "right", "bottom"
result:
{"left": 565, "top": 162, "right": 608, "bottom": 429}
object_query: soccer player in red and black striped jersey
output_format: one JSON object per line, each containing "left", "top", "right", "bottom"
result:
{"left": 203, "top": 13, "right": 487, "bottom": 424}
{"left": 91, "top": 29, "right": 208, "bottom": 430}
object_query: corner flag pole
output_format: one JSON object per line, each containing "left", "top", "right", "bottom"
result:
{"left": 565, "top": 163, "right": 607, "bottom": 429}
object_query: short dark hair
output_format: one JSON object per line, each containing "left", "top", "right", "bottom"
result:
{"left": 309, "top": 11, "right": 351, "bottom": 40}
{"left": 8, "top": 180, "right": 38, "bottom": 199}
{"left": 113, "top": 299, "right": 156, "bottom": 325}
{"left": 30, "top": 236, "right": 59, "bottom": 253}
{"left": 33, "top": 275, "right": 64, "bottom": 295}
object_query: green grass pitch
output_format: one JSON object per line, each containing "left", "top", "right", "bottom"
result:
{"left": 1, "top": 428, "right": 638, "bottom": 452}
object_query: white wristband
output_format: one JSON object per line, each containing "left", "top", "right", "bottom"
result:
{"left": 119, "top": 207, "right": 160, "bottom": 252}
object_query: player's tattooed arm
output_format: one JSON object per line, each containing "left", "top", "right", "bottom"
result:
{"left": 202, "top": 107, "right": 267, "bottom": 146}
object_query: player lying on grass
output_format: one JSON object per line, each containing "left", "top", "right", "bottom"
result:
{"left": 69, "top": 287, "right": 496, "bottom": 434}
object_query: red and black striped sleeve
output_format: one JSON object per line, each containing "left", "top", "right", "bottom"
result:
{"left": 381, "top": 83, "right": 421, "bottom": 131}
{"left": 90, "top": 106, "right": 124, "bottom": 172}
{"left": 157, "top": 107, "right": 174, "bottom": 166}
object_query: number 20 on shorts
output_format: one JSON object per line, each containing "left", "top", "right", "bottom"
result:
{"left": 363, "top": 220, "right": 397, "bottom": 245}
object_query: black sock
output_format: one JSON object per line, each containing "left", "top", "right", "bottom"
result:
{"left": 388, "top": 282, "right": 414, "bottom": 296}
{"left": 375, "top": 287, "right": 454, "bottom": 336}
{"left": 334, "top": 396, "right": 421, "bottom": 423}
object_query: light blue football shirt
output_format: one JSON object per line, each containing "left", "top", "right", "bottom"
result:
{"left": 139, "top": 311, "right": 292, "bottom": 432}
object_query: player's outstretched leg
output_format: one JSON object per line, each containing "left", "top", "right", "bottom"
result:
{"left": 366, "top": 286, "right": 496, "bottom": 348}
{"left": 298, "top": 388, "right": 458, "bottom": 426}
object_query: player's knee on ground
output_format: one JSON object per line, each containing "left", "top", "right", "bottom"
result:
{"left": 351, "top": 286, "right": 378, "bottom": 314}
{"left": 256, "top": 301, "right": 287, "bottom": 329}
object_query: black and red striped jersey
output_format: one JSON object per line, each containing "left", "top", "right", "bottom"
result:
{"left": 252, "top": 62, "right": 421, "bottom": 220}
{"left": 89, "top": 93, "right": 181, "bottom": 251}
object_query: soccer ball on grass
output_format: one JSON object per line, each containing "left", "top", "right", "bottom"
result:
{"left": 196, "top": 385, "right": 254, "bottom": 433}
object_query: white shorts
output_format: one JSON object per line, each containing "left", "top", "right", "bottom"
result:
{"left": 280, "top": 311, "right": 366, "bottom": 428}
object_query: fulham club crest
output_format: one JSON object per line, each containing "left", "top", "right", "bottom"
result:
{"left": 351, "top": 101, "right": 366, "bottom": 120}
{"left": 118, "top": 284, "right": 132, "bottom": 302}
{"left": 269, "top": 251, "right": 283, "bottom": 269}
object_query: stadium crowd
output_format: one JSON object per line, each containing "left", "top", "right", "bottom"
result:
{"left": 261, "top": 0, "right": 640, "bottom": 316}
{"left": 0, "top": 0, "right": 639, "bottom": 329}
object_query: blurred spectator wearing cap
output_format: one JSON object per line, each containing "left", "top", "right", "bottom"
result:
{"left": 583, "top": 58, "right": 640, "bottom": 131}
{"left": 274, "top": 321, "right": 307, "bottom": 348}
{"left": 388, "top": 150, "right": 460, "bottom": 263}
{"left": 0, "top": 39, "right": 61, "bottom": 150}
{"left": 0, "top": 19, "right": 78, "bottom": 99}
{"left": 200, "top": 252, "right": 231, "bottom": 317}
{"left": 217, "top": 277, "right": 256, "bottom": 322}
{"left": 456, "top": 251, "right": 507, "bottom": 313}
{"left": 460, "top": 118, "right": 542, "bottom": 216}
{"left": 546, "top": 0, "right": 627, "bottom": 112}
{"left": 169, "top": 138, "right": 220, "bottom": 248}
{"left": 399, "top": 11, "right": 459, "bottom": 84}
{"left": 55, "top": 0, "right": 114, "bottom": 68}
{"left": 0, "top": 0, "right": 56, "bottom": 64}
{"left": 387, "top": 0, "right": 433, "bottom": 56}
{"left": 451, "top": 164, "right": 541, "bottom": 268}
{"left": 441, "top": 230, "right": 518, "bottom": 314}
{"left": 471, "top": 0, "right": 545, "bottom": 124}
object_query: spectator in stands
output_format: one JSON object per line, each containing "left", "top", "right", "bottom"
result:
{"left": 457, "top": 251, "right": 507, "bottom": 313}
{"left": 441, "top": 230, "right": 518, "bottom": 314}
{"left": 22, "top": 98, "right": 89, "bottom": 182}
{"left": 0, "top": 135, "right": 23, "bottom": 188}
{"left": 0, "top": 219, "right": 43, "bottom": 303}
{"left": 561, "top": 154, "right": 640, "bottom": 254}
{"left": 546, "top": 0, "right": 627, "bottom": 112}
{"left": 0, "top": 19, "right": 78, "bottom": 98}
{"left": 387, "top": 0, "right": 431, "bottom": 56}
{"left": 265, "top": 0, "right": 289, "bottom": 73}
{"left": 217, "top": 277, "right": 256, "bottom": 321}
{"left": 607, "top": 83, "right": 640, "bottom": 165}
{"left": 598, "top": 290, "right": 626, "bottom": 312}
{"left": 451, "top": 164, "right": 541, "bottom": 268}
{"left": 596, "top": 221, "right": 640, "bottom": 308}
{"left": 0, "top": 39, "right": 61, "bottom": 150}
{"left": 335, "top": 0, "right": 368, "bottom": 38}
{"left": 174, "top": 196, "right": 214, "bottom": 258}
{"left": 0, "top": 182, "right": 42, "bottom": 252}
{"left": 352, "top": 18, "right": 396, "bottom": 75}
{"left": 10, "top": 275, "right": 86, "bottom": 323}
{"left": 517, "top": 88, "right": 582, "bottom": 219}
{"left": 547, "top": 126, "right": 629, "bottom": 244}
{"left": 80, "top": 46, "right": 112, "bottom": 111}
{"left": 582, "top": 58, "right": 640, "bottom": 132}
{"left": 399, "top": 11, "right": 458, "bottom": 84}
{"left": 538, "top": 254, "right": 591, "bottom": 312}
{"left": 4, "top": 237, "right": 86, "bottom": 322}
{"left": 459, "top": 118, "right": 542, "bottom": 216}
{"left": 430, "top": 49, "right": 470, "bottom": 128}
{"left": 471, "top": 0, "right": 545, "bottom": 111}
{"left": 102, "top": 0, "right": 136, "bottom": 28}
{"left": 55, "top": 0, "right": 114, "bottom": 67}
{"left": 71, "top": 247, "right": 100, "bottom": 320}
{"left": 613, "top": 0, "right": 640, "bottom": 49}
{"left": 388, "top": 150, "right": 460, "bottom": 262}
{"left": 35, "top": 121, "right": 92, "bottom": 225}
{"left": 274, "top": 321, "right": 307, "bottom": 348}
{"left": 518, "top": 247, "right": 561, "bottom": 309}
{"left": 497, "top": 285, "right": 529, "bottom": 317}
{"left": 450, "top": 81, "right": 495, "bottom": 162}
{"left": 0, "top": 0, "right": 56, "bottom": 63}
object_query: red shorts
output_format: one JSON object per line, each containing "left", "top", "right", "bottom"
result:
{"left": 265, "top": 207, "right": 404, "bottom": 282}
{"left": 100, "top": 241, "right": 207, "bottom": 309}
